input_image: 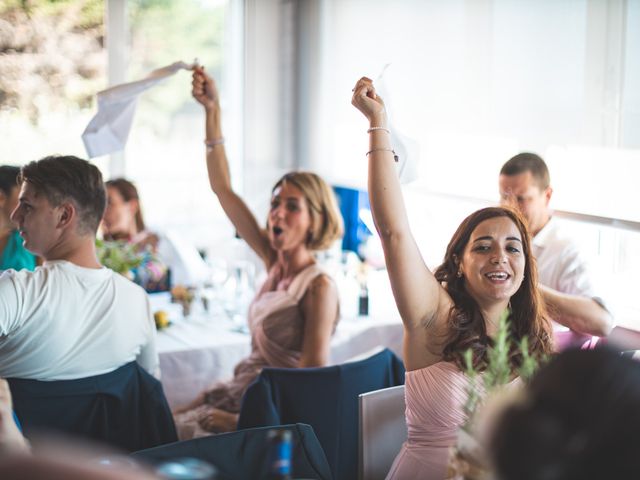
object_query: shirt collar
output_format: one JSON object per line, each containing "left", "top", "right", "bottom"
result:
{"left": 532, "top": 216, "right": 556, "bottom": 249}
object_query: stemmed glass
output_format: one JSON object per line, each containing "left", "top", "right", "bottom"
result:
{"left": 222, "top": 260, "right": 255, "bottom": 333}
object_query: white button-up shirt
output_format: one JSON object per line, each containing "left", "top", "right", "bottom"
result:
{"left": 533, "top": 217, "right": 609, "bottom": 349}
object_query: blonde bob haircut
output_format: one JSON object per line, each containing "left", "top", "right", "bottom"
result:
{"left": 272, "top": 171, "right": 344, "bottom": 251}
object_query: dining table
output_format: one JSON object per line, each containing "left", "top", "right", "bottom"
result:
{"left": 152, "top": 270, "right": 404, "bottom": 409}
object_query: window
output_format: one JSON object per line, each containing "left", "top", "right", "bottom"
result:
{"left": 1, "top": 0, "right": 243, "bottom": 252}
{"left": 304, "top": 0, "right": 640, "bottom": 329}
{"left": 112, "top": 0, "right": 240, "bottom": 250}
{"left": 0, "top": 0, "right": 108, "bottom": 171}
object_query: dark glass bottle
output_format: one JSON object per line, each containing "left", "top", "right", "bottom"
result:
{"left": 266, "top": 429, "right": 292, "bottom": 480}
{"left": 358, "top": 282, "right": 369, "bottom": 316}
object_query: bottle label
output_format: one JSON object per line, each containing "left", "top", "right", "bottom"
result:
{"left": 359, "top": 293, "right": 369, "bottom": 316}
{"left": 271, "top": 442, "right": 291, "bottom": 473}
{"left": 268, "top": 430, "right": 292, "bottom": 478}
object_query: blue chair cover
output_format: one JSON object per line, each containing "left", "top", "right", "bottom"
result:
{"left": 237, "top": 348, "right": 405, "bottom": 480}
{"left": 8, "top": 362, "right": 177, "bottom": 452}
{"left": 132, "top": 423, "right": 332, "bottom": 480}
{"left": 333, "top": 186, "right": 371, "bottom": 254}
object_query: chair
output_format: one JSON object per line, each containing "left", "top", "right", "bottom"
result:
{"left": 358, "top": 385, "right": 407, "bottom": 480}
{"left": 132, "top": 423, "right": 332, "bottom": 480}
{"left": 237, "top": 348, "right": 405, "bottom": 480}
{"left": 9, "top": 362, "right": 177, "bottom": 452}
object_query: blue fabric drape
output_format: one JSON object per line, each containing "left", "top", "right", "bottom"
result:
{"left": 9, "top": 362, "right": 177, "bottom": 452}
{"left": 237, "top": 348, "right": 405, "bottom": 480}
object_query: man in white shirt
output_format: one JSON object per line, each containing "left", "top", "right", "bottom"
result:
{"left": 499, "top": 153, "right": 613, "bottom": 348}
{"left": 0, "top": 155, "right": 159, "bottom": 379}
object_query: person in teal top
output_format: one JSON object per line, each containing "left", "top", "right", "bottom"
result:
{"left": 0, "top": 166, "right": 37, "bottom": 271}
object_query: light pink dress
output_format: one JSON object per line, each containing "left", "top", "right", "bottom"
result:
{"left": 385, "top": 362, "right": 475, "bottom": 480}
{"left": 174, "top": 263, "right": 331, "bottom": 440}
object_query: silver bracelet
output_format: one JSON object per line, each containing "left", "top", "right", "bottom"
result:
{"left": 366, "top": 148, "right": 398, "bottom": 162}
{"left": 367, "top": 127, "right": 390, "bottom": 134}
{"left": 204, "top": 138, "right": 225, "bottom": 148}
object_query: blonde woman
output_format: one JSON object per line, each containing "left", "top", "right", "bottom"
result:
{"left": 173, "top": 68, "right": 344, "bottom": 438}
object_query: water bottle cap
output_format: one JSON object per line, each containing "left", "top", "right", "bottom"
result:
{"left": 156, "top": 457, "right": 218, "bottom": 479}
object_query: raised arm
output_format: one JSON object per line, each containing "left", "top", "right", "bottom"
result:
{"left": 351, "top": 77, "right": 452, "bottom": 369}
{"left": 192, "top": 67, "right": 272, "bottom": 265}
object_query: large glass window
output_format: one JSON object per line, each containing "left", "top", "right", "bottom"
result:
{"left": 0, "top": 0, "right": 108, "bottom": 171}
{"left": 119, "top": 0, "right": 236, "bottom": 250}
{"left": 1, "top": 0, "right": 239, "bottom": 252}
{"left": 310, "top": 0, "right": 640, "bottom": 329}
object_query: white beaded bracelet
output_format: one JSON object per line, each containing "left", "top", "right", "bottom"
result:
{"left": 366, "top": 148, "right": 399, "bottom": 162}
{"left": 367, "top": 127, "right": 390, "bottom": 134}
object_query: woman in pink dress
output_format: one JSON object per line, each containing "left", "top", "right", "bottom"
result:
{"left": 173, "top": 68, "right": 343, "bottom": 439}
{"left": 351, "top": 77, "right": 554, "bottom": 479}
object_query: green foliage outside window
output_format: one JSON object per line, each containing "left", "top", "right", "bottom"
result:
{"left": 0, "top": 0, "right": 226, "bottom": 126}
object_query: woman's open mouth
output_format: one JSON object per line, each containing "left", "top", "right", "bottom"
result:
{"left": 484, "top": 271, "right": 510, "bottom": 282}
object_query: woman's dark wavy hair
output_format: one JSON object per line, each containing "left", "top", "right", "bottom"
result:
{"left": 434, "top": 206, "right": 553, "bottom": 372}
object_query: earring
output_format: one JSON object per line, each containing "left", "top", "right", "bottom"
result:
{"left": 456, "top": 269, "right": 463, "bottom": 278}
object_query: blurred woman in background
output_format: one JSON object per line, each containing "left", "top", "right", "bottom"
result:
{"left": 101, "top": 178, "right": 169, "bottom": 292}
{"left": 0, "top": 166, "right": 36, "bottom": 272}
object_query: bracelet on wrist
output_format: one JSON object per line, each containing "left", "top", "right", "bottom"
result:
{"left": 204, "top": 138, "right": 225, "bottom": 149}
{"left": 366, "top": 148, "right": 398, "bottom": 162}
{"left": 367, "top": 126, "right": 390, "bottom": 134}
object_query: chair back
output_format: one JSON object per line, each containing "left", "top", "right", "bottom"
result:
{"left": 9, "top": 362, "right": 177, "bottom": 452}
{"left": 358, "top": 385, "right": 407, "bottom": 480}
{"left": 237, "top": 348, "right": 405, "bottom": 480}
{"left": 132, "top": 423, "right": 332, "bottom": 480}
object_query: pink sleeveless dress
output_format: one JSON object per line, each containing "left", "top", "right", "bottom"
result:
{"left": 386, "top": 361, "right": 520, "bottom": 480}
{"left": 174, "top": 263, "right": 331, "bottom": 439}
{"left": 385, "top": 362, "right": 475, "bottom": 480}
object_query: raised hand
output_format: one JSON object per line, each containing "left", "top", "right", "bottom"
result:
{"left": 351, "top": 76, "right": 387, "bottom": 127}
{"left": 191, "top": 66, "right": 219, "bottom": 112}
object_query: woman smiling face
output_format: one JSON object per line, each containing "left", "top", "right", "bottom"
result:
{"left": 458, "top": 216, "right": 526, "bottom": 308}
{"left": 267, "top": 181, "right": 312, "bottom": 252}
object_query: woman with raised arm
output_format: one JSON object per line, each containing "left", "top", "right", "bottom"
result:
{"left": 173, "top": 67, "right": 343, "bottom": 439}
{"left": 351, "top": 77, "right": 553, "bottom": 479}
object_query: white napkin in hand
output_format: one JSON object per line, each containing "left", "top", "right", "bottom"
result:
{"left": 82, "top": 60, "right": 196, "bottom": 158}
{"left": 375, "top": 65, "right": 420, "bottom": 184}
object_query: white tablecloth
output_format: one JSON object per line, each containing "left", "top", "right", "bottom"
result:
{"left": 156, "top": 303, "right": 403, "bottom": 409}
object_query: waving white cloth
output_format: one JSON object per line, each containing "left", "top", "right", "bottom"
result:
{"left": 82, "top": 61, "right": 195, "bottom": 158}
{"left": 376, "top": 65, "right": 420, "bottom": 184}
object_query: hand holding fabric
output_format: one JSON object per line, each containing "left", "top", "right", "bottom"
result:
{"left": 351, "top": 76, "right": 387, "bottom": 127}
{"left": 191, "top": 66, "right": 220, "bottom": 113}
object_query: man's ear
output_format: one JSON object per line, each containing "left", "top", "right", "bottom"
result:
{"left": 0, "top": 191, "right": 6, "bottom": 209}
{"left": 57, "top": 202, "right": 76, "bottom": 229}
{"left": 544, "top": 186, "right": 553, "bottom": 206}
